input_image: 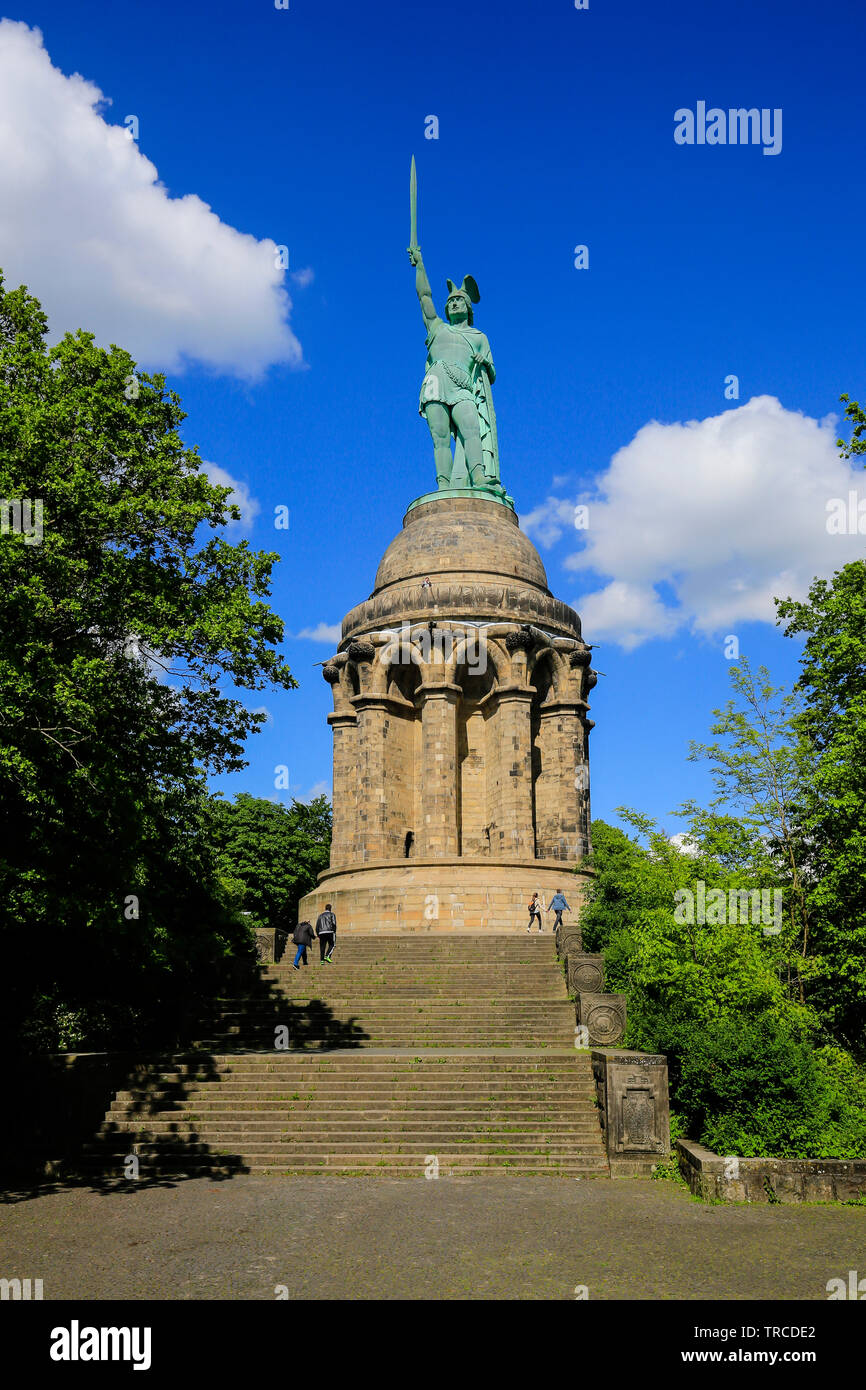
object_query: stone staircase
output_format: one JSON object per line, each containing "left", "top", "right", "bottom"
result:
{"left": 84, "top": 935, "right": 609, "bottom": 1177}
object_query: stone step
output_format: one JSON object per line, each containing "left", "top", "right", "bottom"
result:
{"left": 100, "top": 1124, "right": 604, "bottom": 1143}
{"left": 265, "top": 960, "right": 560, "bottom": 971}
{"left": 103, "top": 1112, "right": 599, "bottom": 1123}
{"left": 111, "top": 1079, "right": 596, "bottom": 1092}
{"left": 264, "top": 972, "right": 564, "bottom": 981}
{"left": 255, "top": 985, "right": 566, "bottom": 995}
{"left": 110, "top": 1089, "right": 595, "bottom": 1101}
{"left": 112, "top": 1061, "right": 594, "bottom": 1077}
{"left": 206, "top": 1019, "right": 574, "bottom": 1029}
{"left": 223, "top": 999, "right": 572, "bottom": 1008}
{"left": 79, "top": 1158, "right": 611, "bottom": 1176}
{"left": 215, "top": 1000, "right": 572, "bottom": 1011}
{"left": 84, "top": 1150, "right": 608, "bottom": 1173}
{"left": 101, "top": 1095, "right": 600, "bottom": 1106}
{"left": 87, "top": 931, "right": 606, "bottom": 1179}
{"left": 197, "top": 1040, "right": 577, "bottom": 1049}
{"left": 110, "top": 1078, "right": 596, "bottom": 1091}
{"left": 209, "top": 1028, "right": 576, "bottom": 1036}
{"left": 110, "top": 1084, "right": 596, "bottom": 1097}
{"left": 147, "top": 1067, "right": 590, "bottom": 1077}
{"left": 279, "top": 937, "right": 556, "bottom": 948}
{"left": 88, "top": 1134, "right": 606, "bottom": 1156}
{"left": 206, "top": 1038, "right": 579, "bottom": 1045}
{"left": 263, "top": 968, "right": 560, "bottom": 978}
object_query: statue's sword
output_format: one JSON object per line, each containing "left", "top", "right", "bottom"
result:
{"left": 409, "top": 155, "right": 419, "bottom": 251}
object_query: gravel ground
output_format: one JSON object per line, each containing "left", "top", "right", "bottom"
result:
{"left": 2, "top": 1175, "right": 863, "bottom": 1300}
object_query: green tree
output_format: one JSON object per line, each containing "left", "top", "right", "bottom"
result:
{"left": 775, "top": 395, "right": 866, "bottom": 1053}
{"left": 682, "top": 657, "right": 813, "bottom": 1001}
{"left": 0, "top": 272, "right": 296, "bottom": 1049}
{"left": 580, "top": 816, "right": 863, "bottom": 1157}
{"left": 209, "top": 793, "right": 332, "bottom": 936}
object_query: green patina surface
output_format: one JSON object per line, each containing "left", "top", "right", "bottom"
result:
{"left": 408, "top": 157, "right": 514, "bottom": 510}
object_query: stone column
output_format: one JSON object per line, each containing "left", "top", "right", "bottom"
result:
{"left": 351, "top": 696, "right": 391, "bottom": 861}
{"left": 493, "top": 687, "right": 535, "bottom": 857}
{"left": 534, "top": 701, "right": 589, "bottom": 860}
{"left": 417, "top": 683, "right": 461, "bottom": 857}
{"left": 327, "top": 710, "right": 359, "bottom": 865}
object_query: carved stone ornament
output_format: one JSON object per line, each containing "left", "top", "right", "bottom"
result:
{"left": 504, "top": 624, "right": 535, "bottom": 654}
{"left": 346, "top": 639, "right": 375, "bottom": 663}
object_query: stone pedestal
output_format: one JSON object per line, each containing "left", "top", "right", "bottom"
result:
{"left": 592, "top": 1051, "right": 671, "bottom": 1176}
{"left": 300, "top": 494, "right": 598, "bottom": 932}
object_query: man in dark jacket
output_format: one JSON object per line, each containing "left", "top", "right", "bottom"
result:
{"left": 316, "top": 904, "right": 337, "bottom": 963}
{"left": 291, "top": 920, "right": 314, "bottom": 970}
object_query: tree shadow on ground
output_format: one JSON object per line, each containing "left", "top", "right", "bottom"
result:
{"left": 2, "top": 967, "right": 369, "bottom": 1201}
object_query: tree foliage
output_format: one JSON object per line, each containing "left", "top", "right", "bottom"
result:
{"left": 580, "top": 814, "right": 864, "bottom": 1158}
{"left": 209, "top": 793, "right": 332, "bottom": 936}
{"left": 775, "top": 395, "right": 866, "bottom": 1051}
{"left": 578, "top": 398, "right": 866, "bottom": 1156}
{"left": 0, "top": 271, "right": 298, "bottom": 1050}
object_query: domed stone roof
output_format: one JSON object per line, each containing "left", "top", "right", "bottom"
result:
{"left": 341, "top": 493, "right": 581, "bottom": 644}
{"left": 373, "top": 496, "right": 549, "bottom": 594}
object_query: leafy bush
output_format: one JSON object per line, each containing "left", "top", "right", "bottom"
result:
{"left": 578, "top": 816, "right": 865, "bottom": 1159}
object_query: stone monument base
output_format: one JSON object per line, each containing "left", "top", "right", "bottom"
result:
{"left": 298, "top": 858, "right": 592, "bottom": 934}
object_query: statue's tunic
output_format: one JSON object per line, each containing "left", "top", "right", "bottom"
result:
{"left": 419, "top": 318, "right": 495, "bottom": 415}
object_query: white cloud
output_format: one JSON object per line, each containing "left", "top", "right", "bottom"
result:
{"left": 298, "top": 780, "right": 331, "bottom": 803}
{"left": 522, "top": 496, "right": 579, "bottom": 547}
{"left": 202, "top": 463, "right": 260, "bottom": 529}
{"left": 669, "top": 833, "right": 699, "bottom": 857}
{"left": 548, "top": 396, "right": 864, "bottom": 648}
{"left": 290, "top": 267, "right": 314, "bottom": 289}
{"left": 578, "top": 580, "right": 680, "bottom": 650}
{"left": 0, "top": 21, "right": 302, "bottom": 379}
{"left": 294, "top": 622, "right": 342, "bottom": 643}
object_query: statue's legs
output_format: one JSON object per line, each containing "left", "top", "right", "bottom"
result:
{"left": 425, "top": 403, "right": 453, "bottom": 488}
{"left": 452, "top": 400, "right": 485, "bottom": 486}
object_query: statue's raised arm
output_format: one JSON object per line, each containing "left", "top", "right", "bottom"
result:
{"left": 408, "top": 246, "right": 438, "bottom": 333}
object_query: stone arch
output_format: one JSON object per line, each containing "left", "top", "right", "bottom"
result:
{"left": 529, "top": 646, "right": 555, "bottom": 702}
{"left": 345, "top": 661, "right": 361, "bottom": 698}
{"left": 445, "top": 628, "right": 502, "bottom": 691}
{"left": 388, "top": 656, "right": 422, "bottom": 703}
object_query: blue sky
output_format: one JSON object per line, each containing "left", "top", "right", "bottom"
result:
{"left": 2, "top": 0, "right": 864, "bottom": 836}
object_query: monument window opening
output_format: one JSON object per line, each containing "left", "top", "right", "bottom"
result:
{"left": 404, "top": 830, "right": 414, "bottom": 857}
